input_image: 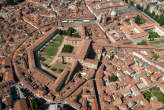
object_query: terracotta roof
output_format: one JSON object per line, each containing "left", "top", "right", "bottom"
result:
{"left": 13, "top": 99, "right": 29, "bottom": 110}
{"left": 76, "top": 39, "right": 91, "bottom": 59}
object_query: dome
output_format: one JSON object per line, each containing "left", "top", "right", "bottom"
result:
{"left": 111, "top": 11, "right": 117, "bottom": 16}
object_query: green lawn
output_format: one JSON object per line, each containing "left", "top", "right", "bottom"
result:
{"left": 50, "top": 63, "right": 71, "bottom": 73}
{"left": 153, "top": 91, "right": 164, "bottom": 103}
{"left": 150, "top": 86, "right": 164, "bottom": 104}
{"left": 150, "top": 39, "right": 164, "bottom": 45}
{"left": 41, "top": 35, "right": 63, "bottom": 56}
{"left": 137, "top": 40, "right": 147, "bottom": 45}
{"left": 143, "top": 86, "right": 164, "bottom": 103}
{"left": 62, "top": 45, "right": 74, "bottom": 53}
{"left": 108, "top": 74, "right": 118, "bottom": 82}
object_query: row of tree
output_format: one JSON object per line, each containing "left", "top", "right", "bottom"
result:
{"left": 144, "top": 9, "right": 164, "bottom": 26}
{"left": 136, "top": 4, "right": 164, "bottom": 26}
{"left": 56, "top": 27, "right": 81, "bottom": 38}
{"left": 135, "top": 15, "right": 146, "bottom": 25}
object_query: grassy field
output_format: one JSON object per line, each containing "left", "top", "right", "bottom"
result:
{"left": 39, "top": 34, "right": 64, "bottom": 76}
{"left": 150, "top": 86, "right": 164, "bottom": 103}
{"left": 149, "top": 39, "right": 164, "bottom": 45}
{"left": 149, "top": 39, "right": 164, "bottom": 49}
{"left": 153, "top": 91, "right": 164, "bottom": 103}
{"left": 50, "top": 62, "right": 72, "bottom": 75}
{"left": 41, "top": 35, "right": 63, "bottom": 56}
{"left": 143, "top": 86, "right": 164, "bottom": 103}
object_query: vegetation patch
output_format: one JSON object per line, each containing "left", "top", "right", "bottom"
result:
{"left": 150, "top": 86, "right": 164, "bottom": 103}
{"left": 144, "top": 9, "right": 164, "bottom": 26}
{"left": 143, "top": 90, "right": 152, "bottom": 101}
{"left": 135, "top": 15, "right": 146, "bottom": 25}
{"left": 152, "top": 52, "right": 160, "bottom": 60}
{"left": 108, "top": 74, "right": 118, "bottom": 82}
{"left": 143, "top": 86, "right": 164, "bottom": 103}
{"left": 50, "top": 63, "right": 71, "bottom": 74}
{"left": 31, "top": 98, "right": 41, "bottom": 110}
{"left": 150, "top": 39, "right": 164, "bottom": 45}
{"left": 0, "top": 36, "right": 6, "bottom": 43}
{"left": 38, "top": 28, "right": 81, "bottom": 77}
{"left": 62, "top": 45, "right": 74, "bottom": 53}
{"left": 148, "top": 31, "right": 160, "bottom": 41}
{"left": 56, "top": 27, "right": 81, "bottom": 38}
{"left": 134, "top": 4, "right": 164, "bottom": 25}
{"left": 137, "top": 40, "right": 147, "bottom": 45}
{"left": 40, "top": 35, "right": 63, "bottom": 57}
{"left": 136, "top": 4, "right": 143, "bottom": 11}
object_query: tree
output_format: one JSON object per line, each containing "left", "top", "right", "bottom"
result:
{"left": 108, "top": 74, "right": 118, "bottom": 82}
{"left": 148, "top": 31, "right": 160, "bottom": 41}
{"left": 152, "top": 52, "right": 160, "bottom": 60}
{"left": 67, "top": 27, "right": 75, "bottom": 33}
{"left": 135, "top": 15, "right": 146, "bottom": 25}
{"left": 136, "top": 4, "right": 143, "bottom": 11}
{"left": 66, "top": 30, "right": 72, "bottom": 36}
{"left": 130, "top": 0, "right": 134, "bottom": 6}
{"left": 137, "top": 40, "right": 147, "bottom": 45}
{"left": 9, "top": 37, "right": 14, "bottom": 42}
{"left": 31, "top": 98, "right": 41, "bottom": 110}
{"left": 56, "top": 29, "right": 63, "bottom": 35}
{"left": 144, "top": 9, "right": 164, "bottom": 26}
{"left": 51, "top": 67, "right": 57, "bottom": 71}
{"left": 62, "top": 45, "right": 74, "bottom": 53}
{"left": 58, "top": 69, "right": 63, "bottom": 73}
{"left": 65, "top": 27, "right": 76, "bottom": 36}
{"left": 143, "top": 91, "right": 152, "bottom": 101}
{"left": 73, "top": 33, "right": 81, "bottom": 38}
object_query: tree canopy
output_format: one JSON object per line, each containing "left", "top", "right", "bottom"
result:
{"left": 136, "top": 4, "right": 143, "bottom": 11}
{"left": 148, "top": 31, "right": 160, "bottom": 41}
{"left": 137, "top": 40, "right": 147, "bottom": 45}
{"left": 108, "top": 74, "right": 118, "bottom": 82}
{"left": 62, "top": 45, "right": 74, "bottom": 53}
{"left": 31, "top": 98, "right": 41, "bottom": 110}
{"left": 152, "top": 52, "right": 160, "bottom": 60}
{"left": 55, "top": 27, "right": 81, "bottom": 38}
{"left": 143, "top": 91, "right": 152, "bottom": 101}
{"left": 144, "top": 9, "right": 164, "bottom": 26}
{"left": 135, "top": 15, "right": 146, "bottom": 25}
